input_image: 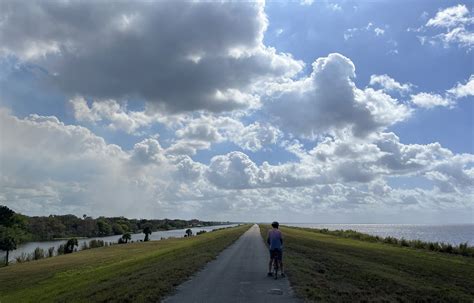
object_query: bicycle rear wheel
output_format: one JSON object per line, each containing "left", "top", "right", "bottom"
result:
{"left": 273, "top": 259, "right": 278, "bottom": 279}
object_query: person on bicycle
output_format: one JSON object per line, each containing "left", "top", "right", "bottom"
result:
{"left": 267, "top": 221, "right": 285, "bottom": 277}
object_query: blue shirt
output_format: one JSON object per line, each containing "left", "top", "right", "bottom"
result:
{"left": 267, "top": 229, "right": 283, "bottom": 250}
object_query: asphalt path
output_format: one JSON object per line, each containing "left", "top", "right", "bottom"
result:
{"left": 163, "top": 224, "right": 301, "bottom": 303}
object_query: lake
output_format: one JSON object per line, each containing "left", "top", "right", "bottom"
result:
{"left": 285, "top": 223, "right": 474, "bottom": 245}
{"left": 1, "top": 224, "right": 238, "bottom": 263}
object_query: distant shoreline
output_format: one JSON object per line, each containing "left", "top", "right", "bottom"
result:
{"left": 284, "top": 223, "right": 474, "bottom": 246}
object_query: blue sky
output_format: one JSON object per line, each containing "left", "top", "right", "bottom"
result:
{"left": 263, "top": 0, "right": 473, "bottom": 153}
{"left": 0, "top": 1, "right": 472, "bottom": 223}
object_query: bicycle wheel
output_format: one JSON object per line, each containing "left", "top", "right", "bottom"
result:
{"left": 273, "top": 258, "right": 278, "bottom": 279}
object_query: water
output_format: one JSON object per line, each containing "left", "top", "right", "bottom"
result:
{"left": 1, "top": 224, "right": 237, "bottom": 263}
{"left": 285, "top": 223, "right": 474, "bottom": 246}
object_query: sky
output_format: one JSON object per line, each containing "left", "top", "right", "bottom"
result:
{"left": 0, "top": 0, "right": 473, "bottom": 223}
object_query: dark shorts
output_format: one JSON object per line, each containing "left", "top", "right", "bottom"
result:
{"left": 269, "top": 248, "right": 282, "bottom": 261}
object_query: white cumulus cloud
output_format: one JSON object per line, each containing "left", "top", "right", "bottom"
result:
{"left": 410, "top": 75, "right": 473, "bottom": 109}
{"left": 70, "top": 97, "right": 157, "bottom": 134}
{"left": 426, "top": 4, "right": 473, "bottom": 28}
{"left": 416, "top": 4, "right": 474, "bottom": 50}
{"left": 369, "top": 74, "right": 413, "bottom": 93}
{"left": 267, "top": 53, "right": 410, "bottom": 138}
{"left": 447, "top": 75, "right": 474, "bottom": 98}
{"left": 410, "top": 92, "right": 454, "bottom": 108}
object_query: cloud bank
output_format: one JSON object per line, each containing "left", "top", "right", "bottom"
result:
{"left": 0, "top": 1, "right": 303, "bottom": 113}
{"left": 1, "top": 109, "right": 472, "bottom": 220}
{"left": 0, "top": 1, "right": 472, "bottom": 222}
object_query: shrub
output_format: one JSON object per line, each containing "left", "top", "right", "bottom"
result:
{"left": 57, "top": 244, "right": 66, "bottom": 255}
{"left": 383, "top": 237, "right": 398, "bottom": 245}
{"left": 428, "top": 242, "right": 439, "bottom": 251}
{"left": 309, "top": 227, "right": 473, "bottom": 257}
{"left": 456, "top": 242, "right": 474, "bottom": 256}
{"left": 89, "top": 239, "right": 105, "bottom": 248}
{"left": 80, "top": 241, "right": 89, "bottom": 250}
{"left": 64, "top": 238, "right": 78, "bottom": 254}
{"left": 47, "top": 246, "right": 55, "bottom": 257}
{"left": 439, "top": 243, "right": 454, "bottom": 254}
{"left": 446, "top": 244, "right": 453, "bottom": 254}
{"left": 33, "top": 247, "right": 45, "bottom": 260}
{"left": 458, "top": 242, "right": 467, "bottom": 254}
{"left": 15, "top": 252, "right": 31, "bottom": 263}
{"left": 409, "top": 240, "right": 425, "bottom": 249}
{"left": 196, "top": 230, "right": 207, "bottom": 235}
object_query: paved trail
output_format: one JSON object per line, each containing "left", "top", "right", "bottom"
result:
{"left": 164, "top": 224, "right": 300, "bottom": 303}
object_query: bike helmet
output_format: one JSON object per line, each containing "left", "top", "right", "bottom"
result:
{"left": 271, "top": 221, "right": 279, "bottom": 228}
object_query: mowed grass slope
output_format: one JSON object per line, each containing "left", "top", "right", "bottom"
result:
{"left": 0, "top": 224, "right": 250, "bottom": 303}
{"left": 260, "top": 225, "right": 474, "bottom": 302}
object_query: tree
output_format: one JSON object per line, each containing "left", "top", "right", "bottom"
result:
{"left": 97, "top": 219, "right": 112, "bottom": 236}
{"left": 0, "top": 227, "right": 19, "bottom": 266}
{"left": 143, "top": 225, "right": 152, "bottom": 242}
{"left": 121, "top": 232, "right": 131, "bottom": 244}
{"left": 112, "top": 223, "right": 124, "bottom": 235}
{"left": 0, "top": 206, "right": 29, "bottom": 266}
{"left": 0, "top": 206, "right": 15, "bottom": 226}
{"left": 65, "top": 238, "right": 78, "bottom": 254}
{"left": 120, "top": 222, "right": 130, "bottom": 232}
{"left": 80, "top": 216, "right": 96, "bottom": 238}
{"left": 46, "top": 216, "right": 66, "bottom": 239}
{"left": 185, "top": 229, "right": 193, "bottom": 237}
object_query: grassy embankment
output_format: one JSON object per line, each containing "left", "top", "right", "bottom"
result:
{"left": 0, "top": 224, "right": 250, "bottom": 302}
{"left": 260, "top": 225, "right": 474, "bottom": 302}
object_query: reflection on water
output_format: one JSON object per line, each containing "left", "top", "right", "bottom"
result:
{"left": 285, "top": 223, "right": 474, "bottom": 245}
{"left": 1, "top": 224, "right": 238, "bottom": 263}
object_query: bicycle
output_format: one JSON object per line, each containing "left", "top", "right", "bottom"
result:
{"left": 271, "top": 250, "right": 280, "bottom": 279}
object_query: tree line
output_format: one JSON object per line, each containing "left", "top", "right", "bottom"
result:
{"left": 0, "top": 205, "right": 228, "bottom": 266}
{"left": 24, "top": 212, "right": 221, "bottom": 241}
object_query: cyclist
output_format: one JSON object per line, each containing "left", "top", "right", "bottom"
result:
{"left": 267, "top": 221, "right": 285, "bottom": 277}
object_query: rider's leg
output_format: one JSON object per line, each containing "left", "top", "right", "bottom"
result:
{"left": 268, "top": 258, "right": 273, "bottom": 273}
{"left": 279, "top": 250, "right": 285, "bottom": 275}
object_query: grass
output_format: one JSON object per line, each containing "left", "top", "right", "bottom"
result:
{"left": 0, "top": 224, "right": 250, "bottom": 303}
{"left": 260, "top": 225, "right": 474, "bottom": 302}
